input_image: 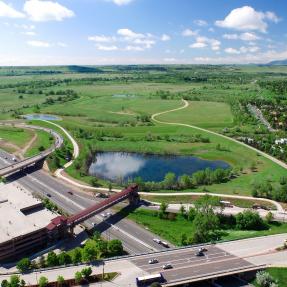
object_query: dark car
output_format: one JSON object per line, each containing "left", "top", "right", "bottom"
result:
{"left": 67, "top": 191, "right": 73, "bottom": 195}
{"left": 46, "top": 193, "right": 52, "bottom": 198}
{"left": 195, "top": 251, "right": 205, "bottom": 257}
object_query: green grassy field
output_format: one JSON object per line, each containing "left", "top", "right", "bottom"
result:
{"left": 24, "top": 130, "right": 54, "bottom": 157}
{"left": 124, "top": 208, "right": 287, "bottom": 246}
{"left": 0, "top": 65, "right": 286, "bottom": 199}
{"left": 0, "top": 126, "right": 34, "bottom": 149}
{"left": 158, "top": 101, "right": 235, "bottom": 128}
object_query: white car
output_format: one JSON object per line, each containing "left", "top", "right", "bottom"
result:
{"left": 148, "top": 259, "right": 158, "bottom": 264}
{"left": 161, "top": 241, "right": 169, "bottom": 248}
{"left": 153, "top": 238, "right": 162, "bottom": 244}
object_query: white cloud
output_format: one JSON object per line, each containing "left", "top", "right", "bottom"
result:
{"left": 161, "top": 34, "right": 171, "bottom": 41}
{"left": 194, "top": 19, "right": 208, "bottom": 26}
{"left": 223, "top": 32, "right": 260, "bottom": 41}
{"left": 0, "top": 1, "right": 25, "bottom": 18}
{"left": 182, "top": 28, "right": 198, "bottom": 37}
{"left": 190, "top": 36, "right": 221, "bottom": 50}
{"left": 23, "top": 0, "right": 74, "bottom": 22}
{"left": 189, "top": 42, "right": 207, "bottom": 48}
{"left": 88, "top": 35, "right": 116, "bottom": 43}
{"left": 89, "top": 28, "right": 157, "bottom": 52}
{"left": 27, "top": 40, "right": 67, "bottom": 48}
{"left": 265, "top": 11, "right": 281, "bottom": 23}
{"left": 27, "top": 40, "right": 51, "bottom": 47}
{"left": 215, "top": 6, "right": 279, "bottom": 33}
{"left": 108, "top": 0, "right": 134, "bottom": 6}
{"left": 224, "top": 46, "right": 260, "bottom": 54}
{"left": 117, "top": 28, "right": 144, "bottom": 39}
{"left": 95, "top": 44, "right": 118, "bottom": 51}
{"left": 225, "top": 47, "right": 241, "bottom": 54}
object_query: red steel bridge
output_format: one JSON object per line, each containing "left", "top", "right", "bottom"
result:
{"left": 46, "top": 184, "right": 139, "bottom": 239}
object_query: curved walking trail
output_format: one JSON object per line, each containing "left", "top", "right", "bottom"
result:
{"left": 44, "top": 101, "right": 286, "bottom": 212}
{"left": 152, "top": 99, "right": 287, "bottom": 170}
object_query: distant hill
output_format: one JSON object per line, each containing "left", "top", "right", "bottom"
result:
{"left": 267, "top": 59, "right": 287, "bottom": 65}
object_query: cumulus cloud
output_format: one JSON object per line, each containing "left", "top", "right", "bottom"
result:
{"left": 88, "top": 28, "right": 156, "bottom": 51}
{"left": 23, "top": 0, "right": 74, "bottom": 22}
{"left": 182, "top": 28, "right": 198, "bottom": 37}
{"left": 189, "top": 42, "right": 207, "bottom": 48}
{"left": 223, "top": 32, "right": 260, "bottom": 41}
{"left": 161, "top": 34, "right": 171, "bottom": 41}
{"left": 215, "top": 6, "right": 280, "bottom": 33}
{"left": 225, "top": 46, "right": 260, "bottom": 54}
{"left": 190, "top": 36, "right": 221, "bottom": 51}
{"left": 88, "top": 35, "right": 116, "bottom": 43}
{"left": 0, "top": 1, "right": 25, "bottom": 18}
{"left": 194, "top": 19, "right": 208, "bottom": 26}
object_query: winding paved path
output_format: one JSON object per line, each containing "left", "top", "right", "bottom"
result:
{"left": 43, "top": 101, "right": 286, "bottom": 211}
{"left": 152, "top": 99, "right": 287, "bottom": 170}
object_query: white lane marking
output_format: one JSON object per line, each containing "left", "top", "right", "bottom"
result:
{"left": 23, "top": 173, "right": 156, "bottom": 252}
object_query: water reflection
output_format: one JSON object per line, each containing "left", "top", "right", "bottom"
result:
{"left": 23, "top": 114, "right": 61, "bottom": 121}
{"left": 89, "top": 152, "right": 230, "bottom": 183}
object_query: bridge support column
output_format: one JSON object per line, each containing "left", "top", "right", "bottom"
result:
{"left": 128, "top": 190, "right": 140, "bottom": 205}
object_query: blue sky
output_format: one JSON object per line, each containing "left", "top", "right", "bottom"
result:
{"left": 0, "top": 0, "right": 286, "bottom": 65}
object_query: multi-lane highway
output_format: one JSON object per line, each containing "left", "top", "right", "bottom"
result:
{"left": 0, "top": 149, "right": 168, "bottom": 255}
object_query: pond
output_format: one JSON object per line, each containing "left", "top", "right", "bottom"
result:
{"left": 89, "top": 152, "right": 230, "bottom": 183}
{"left": 23, "top": 114, "right": 61, "bottom": 121}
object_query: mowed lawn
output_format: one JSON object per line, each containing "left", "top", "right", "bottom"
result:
{"left": 158, "top": 101, "right": 234, "bottom": 128}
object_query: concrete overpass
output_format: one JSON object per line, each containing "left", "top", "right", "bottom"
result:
{"left": 0, "top": 123, "right": 63, "bottom": 177}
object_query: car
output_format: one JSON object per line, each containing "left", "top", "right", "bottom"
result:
{"left": 199, "top": 247, "right": 208, "bottom": 252}
{"left": 153, "top": 238, "right": 162, "bottom": 244}
{"left": 161, "top": 241, "right": 169, "bottom": 248}
{"left": 46, "top": 193, "right": 52, "bottom": 198}
{"left": 67, "top": 191, "right": 73, "bottom": 195}
{"left": 162, "top": 264, "right": 173, "bottom": 270}
{"left": 101, "top": 213, "right": 107, "bottom": 218}
{"left": 195, "top": 251, "right": 204, "bottom": 257}
{"left": 12, "top": 157, "right": 17, "bottom": 162}
{"left": 148, "top": 259, "right": 158, "bottom": 264}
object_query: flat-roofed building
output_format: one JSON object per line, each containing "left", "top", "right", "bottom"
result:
{"left": 0, "top": 182, "right": 55, "bottom": 262}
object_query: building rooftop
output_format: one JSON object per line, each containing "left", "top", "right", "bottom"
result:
{"left": 0, "top": 182, "right": 55, "bottom": 244}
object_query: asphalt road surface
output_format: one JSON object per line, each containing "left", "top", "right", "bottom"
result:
{"left": 131, "top": 245, "right": 255, "bottom": 284}
{"left": 0, "top": 149, "right": 169, "bottom": 255}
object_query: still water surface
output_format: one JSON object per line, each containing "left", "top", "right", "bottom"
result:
{"left": 89, "top": 152, "right": 230, "bottom": 182}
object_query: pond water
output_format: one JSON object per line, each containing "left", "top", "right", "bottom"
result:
{"left": 89, "top": 152, "right": 230, "bottom": 183}
{"left": 23, "top": 114, "right": 61, "bottom": 121}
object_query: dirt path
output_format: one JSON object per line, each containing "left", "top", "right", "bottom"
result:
{"left": 20, "top": 131, "right": 38, "bottom": 158}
